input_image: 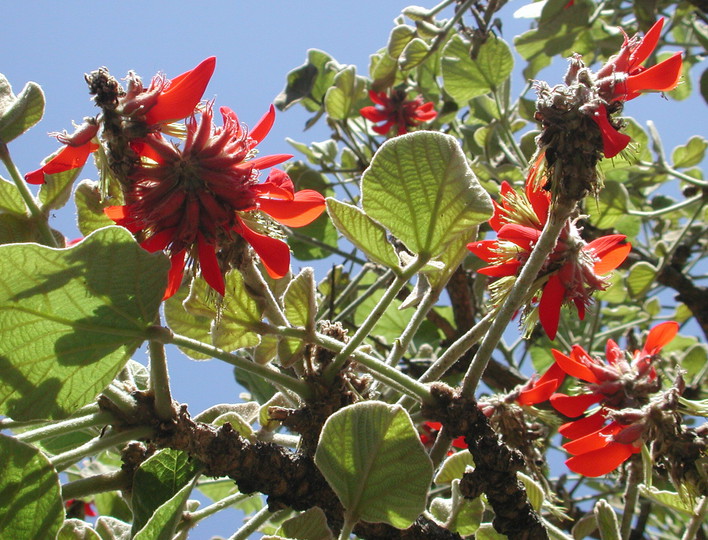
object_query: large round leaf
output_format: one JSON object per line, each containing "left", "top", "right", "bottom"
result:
{"left": 0, "top": 226, "right": 168, "bottom": 420}
{"left": 361, "top": 131, "right": 492, "bottom": 260}
{"left": 314, "top": 401, "right": 433, "bottom": 529}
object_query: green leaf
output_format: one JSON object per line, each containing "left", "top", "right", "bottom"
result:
{"left": 284, "top": 268, "right": 317, "bottom": 330}
{"left": 672, "top": 136, "right": 707, "bottom": 169}
{"left": 275, "top": 49, "right": 340, "bottom": 114}
{"left": 476, "top": 523, "right": 508, "bottom": 539}
{"left": 399, "top": 38, "right": 430, "bottom": 70}
{"left": 324, "top": 66, "right": 365, "bottom": 121}
{"left": 361, "top": 131, "right": 492, "bottom": 259}
{"left": 39, "top": 160, "right": 82, "bottom": 212}
{"left": 637, "top": 485, "right": 696, "bottom": 515}
{"left": 75, "top": 180, "right": 116, "bottom": 236}
{"left": 442, "top": 35, "right": 513, "bottom": 102}
{"left": 626, "top": 261, "right": 657, "bottom": 298}
{"left": 197, "top": 479, "right": 263, "bottom": 515}
{"left": 0, "top": 75, "right": 45, "bottom": 143}
{"left": 0, "top": 213, "right": 39, "bottom": 244}
{"left": 58, "top": 519, "right": 101, "bottom": 540}
{"left": 95, "top": 516, "right": 132, "bottom": 540}
{"left": 586, "top": 181, "right": 629, "bottom": 228}
{"left": 594, "top": 499, "right": 621, "bottom": 540}
{"left": 131, "top": 449, "right": 201, "bottom": 535}
{"left": 0, "top": 226, "right": 167, "bottom": 420}
{"left": 430, "top": 482, "right": 484, "bottom": 536}
{"left": 133, "top": 478, "right": 197, "bottom": 540}
{"left": 277, "top": 507, "right": 334, "bottom": 540}
{"left": 434, "top": 450, "right": 475, "bottom": 484}
{"left": 326, "top": 198, "right": 401, "bottom": 271}
{"left": 0, "top": 434, "right": 63, "bottom": 540}
{"left": 517, "top": 472, "right": 544, "bottom": 512}
{"left": 163, "top": 279, "right": 212, "bottom": 360}
{"left": 314, "top": 401, "right": 433, "bottom": 528}
{"left": 387, "top": 25, "right": 416, "bottom": 58}
{"left": 0, "top": 177, "right": 27, "bottom": 216}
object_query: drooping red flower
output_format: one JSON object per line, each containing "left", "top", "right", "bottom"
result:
{"left": 105, "top": 104, "right": 326, "bottom": 299}
{"left": 360, "top": 89, "right": 437, "bottom": 136}
{"left": 25, "top": 58, "right": 216, "bottom": 185}
{"left": 467, "top": 178, "right": 631, "bottom": 339}
{"left": 549, "top": 321, "right": 679, "bottom": 476}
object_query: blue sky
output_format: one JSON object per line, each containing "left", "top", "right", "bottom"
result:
{"left": 2, "top": 2, "right": 706, "bottom": 537}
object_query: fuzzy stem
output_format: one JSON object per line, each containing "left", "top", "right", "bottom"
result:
{"left": 0, "top": 142, "right": 58, "bottom": 247}
{"left": 620, "top": 459, "right": 642, "bottom": 539}
{"left": 50, "top": 426, "right": 153, "bottom": 471}
{"left": 101, "top": 383, "right": 139, "bottom": 416}
{"left": 183, "top": 491, "right": 254, "bottom": 525}
{"left": 385, "top": 285, "right": 441, "bottom": 367}
{"left": 288, "top": 229, "right": 368, "bottom": 266}
{"left": 334, "top": 269, "right": 394, "bottom": 324}
{"left": 169, "top": 332, "right": 312, "bottom": 400}
{"left": 61, "top": 470, "right": 130, "bottom": 501}
{"left": 16, "top": 411, "right": 114, "bottom": 443}
{"left": 461, "top": 199, "right": 574, "bottom": 397}
{"left": 428, "top": 427, "right": 454, "bottom": 469}
{"left": 241, "top": 259, "right": 290, "bottom": 327}
{"left": 338, "top": 516, "right": 356, "bottom": 540}
{"left": 681, "top": 496, "right": 707, "bottom": 540}
{"left": 317, "top": 263, "right": 373, "bottom": 319}
{"left": 149, "top": 337, "right": 175, "bottom": 421}
{"left": 323, "top": 255, "right": 429, "bottom": 383}
{"left": 228, "top": 505, "right": 285, "bottom": 540}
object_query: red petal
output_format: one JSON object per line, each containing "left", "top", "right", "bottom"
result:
{"left": 626, "top": 52, "right": 683, "bottom": 94}
{"left": 368, "top": 90, "right": 389, "bottom": 106}
{"left": 25, "top": 142, "right": 98, "bottom": 184}
{"left": 558, "top": 410, "right": 607, "bottom": 439}
{"left": 164, "top": 250, "right": 187, "bottom": 300}
{"left": 360, "top": 106, "right": 389, "bottom": 123}
{"left": 258, "top": 190, "right": 326, "bottom": 227}
{"left": 146, "top": 57, "right": 216, "bottom": 124}
{"left": 605, "top": 339, "right": 623, "bottom": 365}
{"left": 642, "top": 321, "right": 679, "bottom": 355}
{"left": 550, "top": 392, "right": 601, "bottom": 418}
{"left": 517, "top": 363, "right": 566, "bottom": 405}
{"left": 141, "top": 228, "right": 175, "bottom": 253}
{"left": 198, "top": 233, "right": 224, "bottom": 296}
{"left": 591, "top": 107, "right": 632, "bottom": 158}
{"left": 477, "top": 260, "right": 521, "bottom": 277}
{"left": 565, "top": 442, "right": 634, "bottom": 477}
{"left": 236, "top": 217, "right": 291, "bottom": 279}
{"left": 552, "top": 347, "right": 599, "bottom": 383}
{"left": 467, "top": 240, "right": 499, "bottom": 262}
{"left": 249, "top": 105, "right": 276, "bottom": 145}
{"left": 629, "top": 19, "right": 664, "bottom": 70}
{"left": 254, "top": 169, "right": 295, "bottom": 200}
{"left": 497, "top": 223, "right": 541, "bottom": 251}
{"left": 587, "top": 235, "right": 630, "bottom": 274}
{"left": 236, "top": 154, "right": 292, "bottom": 171}
{"left": 538, "top": 274, "right": 565, "bottom": 340}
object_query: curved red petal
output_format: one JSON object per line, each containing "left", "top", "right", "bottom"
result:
{"left": 565, "top": 442, "right": 634, "bottom": 477}
{"left": 605, "top": 339, "right": 623, "bottom": 365}
{"left": 563, "top": 423, "right": 620, "bottom": 455}
{"left": 249, "top": 105, "right": 276, "bottom": 146}
{"left": 360, "top": 106, "right": 390, "bottom": 123}
{"left": 558, "top": 410, "right": 607, "bottom": 439}
{"left": 539, "top": 274, "right": 565, "bottom": 340}
{"left": 258, "top": 190, "right": 326, "bottom": 227}
{"left": 517, "top": 363, "right": 566, "bottom": 405}
{"left": 236, "top": 154, "right": 293, "bottom": 172}
{"left": 626, "top": 52, "right": 683, "bottom": 94}
{"left": 628, "top": 19, "right": 664, "bottom": 70}
{"left": 140, "top": 228, "right": 175, "bottom": 253}
{"left": 587, "top": 235, "right": 630, "bottom": 274}
{"left": 254, "top": 169, "right": 295, "bottom": 200}
{"left": 25, "top": 142, "right": 98, "bottom": 184}
{"left": 642, "top": 321, "right": 679, "bottom": 355}
{"left": 551, "top": 347, "right": 599, "bottom": 383}
{"left": 146, "top": 57, "right": 216, "bottom": 124}
{"left": 498, "top": 223, "right": 541, "bottom": 251}
{"left": 467, "top": 240, "right": 498, "bottom": 262}
{"left": 164, "top": 249, "right": 187, "bottom": 300}
{"left": 591, "top": 108, "right": 632, "bottom": 158}
{"left": 197, "top": 233, "right": 224, "bottom": 296}
{"left": 550, "top": 392, "right": 601, "bottom": 418}
{"left": 477, "top": 260, "right": 521, "bottom": 277}
{"left": 368, "top": 90, "right": 388, "bottom": 106}
{"left": 236, "top": 217, "right": 291, "bottom": 279}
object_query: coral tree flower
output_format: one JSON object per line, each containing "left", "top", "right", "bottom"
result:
{"left": 467, "top": 178, "right": 631, "bottom": 339}
{"left": 549, "top": 321, "right": 679, "bottom": 476}
{"left": 105, "top": 104, "right": 325, "bottom": 299}
{"left": 25, "top": 58, "right": 216, "bottom": 185}
{"left": 420, "top": 421, "right": 467, "bottom": 452}
{"left": 360, "top": 89, "right": 437, "bottom": 136}
{"left": 591, "top": 19, "right": 683, "bottom": 157}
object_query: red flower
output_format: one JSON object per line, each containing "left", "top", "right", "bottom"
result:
{"left": 25, "top": 122, "right": 100, "bottom": 185}
{"left": 516, "top": 362, "right": 566, "bottom": 406}
{"left": 360, "top": 89, "right": 437, "bottom": 136}
{"left": 25, "top": 58, "right": 215, "bottom": 185}
{"left": 105, "top": 104, "right": 325, "bottom": 299}
{"left": 596, "top": 19, "right": 683, "bottom": 102}
{"left": 65, "top": 499, "right": 97, "bottom": 518}
{"left": 549, "top": 322, "right": 679, "bottom": 476}
{"left": 467, "top": 178, "right": 631, "bottom": 339}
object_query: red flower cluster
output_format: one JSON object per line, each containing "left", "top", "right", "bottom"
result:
{"left": 591, "top": 19, "right": 683, "bottom": 158}
{"left": 360, "top": 89, "right": 437, "bottom": 136}
{"left": 106, "top": 104, "right": 325, "bottom": 298}
{"left": 467, "top": 171, "right": 631, "bottom": 339}
{"left": 549, "top": 322, "right": 679, "bottom": 476}
{"left": 420, "top": 421, "right": 467, "bottom": 452}
{"left": 25, "top": 57, "right": 217, "bottom": 185}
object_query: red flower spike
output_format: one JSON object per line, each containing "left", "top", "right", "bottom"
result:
{"left": 145, "top": 57, "right": 216, "bottom": 125}
{"left": 25, "top": 140, "right": 99, "bottom": 185}
{"left": 360, "top": 89, "right": 437, "bottom": 136}
{"left": 106, "top": 103, "right": 325, "bottom": 298}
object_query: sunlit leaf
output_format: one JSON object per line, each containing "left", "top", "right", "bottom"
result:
{"left": 133, "top": 478, "right": 197, "bottom": 540}
{"left": 0, "top": 75, "right": 44, "bottom": 143}
{"left": 277, "top": 507, "right": 334, "bottom": 540}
